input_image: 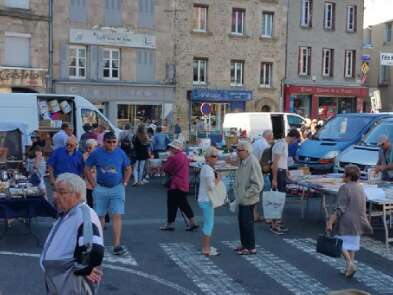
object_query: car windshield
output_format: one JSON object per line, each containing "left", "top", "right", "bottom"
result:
{"left": 361, "top": 121, "right": 393, "bottom": 146}
{"left": 314, "top": 116, "right": 373, "bottom": 141}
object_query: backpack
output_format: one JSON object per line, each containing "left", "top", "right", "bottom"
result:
{"left": 260, "top": 146, "right": 273, "bottom": 174}
{"left": 120, "top": 133, "right": 133, "bottom": 155}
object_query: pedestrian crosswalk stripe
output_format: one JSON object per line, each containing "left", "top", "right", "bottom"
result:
{"left": 104, "top": 246, "right": 138, "bottom": 266}
{"left": 160, "top": 242, "right": 249, "bottom": 295}
{"left": 285, "top": 238, "right": 393, "bottom": 294}
{"left": 223, "top": 241, "right": 330, "bottom": 295}
{"left": 361, "top": 237, "right": 393, "bottom": 261}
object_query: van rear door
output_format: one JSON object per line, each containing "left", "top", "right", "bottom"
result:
{"left": 271, "top": 114, "right": 285, "bottom": 139}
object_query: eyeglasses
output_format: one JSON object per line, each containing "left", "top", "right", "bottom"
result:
{"left": 237, "top": 149, "right": 245, "bottom": 153}
{"left": 105, "top": 140, "right": 117, "bottom": 144}
{"left": 66, "top": 143, "right": 75, "bottom": 147}
{"left": 210, "top": 155, "right": 217, "bottom": 158}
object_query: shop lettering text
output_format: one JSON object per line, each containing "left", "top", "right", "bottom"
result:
{"left": 298, "top": 87, "right": 358, "bottom": 96}
{"left": 0, "top": 68, "right": 45, "bottom": 87}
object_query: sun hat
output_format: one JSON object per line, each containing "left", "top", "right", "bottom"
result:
{"left": 168, "top": 139, "right": 184, "bottom": 151}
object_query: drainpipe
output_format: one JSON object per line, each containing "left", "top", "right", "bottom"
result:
{"left": 281, "top": 0, "right": 290, "bottom": 112}
{"left": 47, "top": 0, "right": 54, "bottom": 93}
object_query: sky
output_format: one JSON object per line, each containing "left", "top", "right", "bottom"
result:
{"left": 364, "top": 0, "right": 393, "bottom": 27}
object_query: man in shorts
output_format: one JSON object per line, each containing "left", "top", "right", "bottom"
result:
{"left": 85, "top": 132, "right": 132, "bottom": 256}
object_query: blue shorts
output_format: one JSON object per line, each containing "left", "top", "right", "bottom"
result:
{"left": 93, "top": 184, "right": 125, "bottom": 216}
{"left": 198, "top": 201, "right": 214, "bottom": 236}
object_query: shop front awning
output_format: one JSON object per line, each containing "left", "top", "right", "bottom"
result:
{"left": 190, "top": 88, "right": 253, "bottom": 102}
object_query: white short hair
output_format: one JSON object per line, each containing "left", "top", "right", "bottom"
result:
{"left": 205, "top": 146, "right": 218, "bottom": 159}
{"left": 238, "top": 140, "right": 253, "bottom": 154}
{"left": 56, "top": 173, "right": 86, "bottom": 202}
{"left": 86, "top": 138, "right": 98, "bottom": 148}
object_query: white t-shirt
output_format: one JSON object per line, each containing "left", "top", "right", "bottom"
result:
{"left": 272, "top": 139, "right": 288, "bottom": 170}
{"left": 198, "top": 164, "right": 216, "bottom": 203}
{"left": 252, "top": 137, "right": 269, "bottom": 161}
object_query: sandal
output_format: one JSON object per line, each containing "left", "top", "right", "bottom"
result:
{"left": 237, "top": 248, "right": 257, "bottom": 255}
{"left": 203, "top": 247, "right": 221, "bottom": 257}
{"left": 160, "top": 225, "right": 175, "bottom": 231}
{"left": 233, "top": 245, "right": 244, "bottom": 252}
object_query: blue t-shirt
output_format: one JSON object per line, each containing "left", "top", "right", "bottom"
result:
{"left": 47, "top": 147, "right": 84, "bottom": 177}
{"left": 86, "top": 147, "right": 130, "bottom": 187}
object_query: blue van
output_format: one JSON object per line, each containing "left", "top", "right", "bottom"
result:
{"left": 295, "top": 113, "right": 393, "bottom": 172}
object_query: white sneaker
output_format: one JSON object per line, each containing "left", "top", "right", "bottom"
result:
{"left": 142, "top": 179, "right": 149, "bottom": 184}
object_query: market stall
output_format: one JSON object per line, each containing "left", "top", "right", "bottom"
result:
{"left": 289, "top": 172, "right": 393, "bottom": 248}
{"left": 0, "top": 122, "right": 57, "bottom": 245}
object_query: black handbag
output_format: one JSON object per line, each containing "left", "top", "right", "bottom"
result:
{"left": 316, "top": 234, "right": 343, "bottom": 258}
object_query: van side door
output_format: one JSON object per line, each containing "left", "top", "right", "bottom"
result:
{"left": 270, "top": 114, "right": 285, "bottom": 139}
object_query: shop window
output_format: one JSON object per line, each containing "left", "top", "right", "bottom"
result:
{"left": 230, "top": 60, "right": 244, "bottom": 86}
{"left": 191, "top": 102, "right": 229, "bottom": 134}
{"left": 5, "top": 0, "right": 29, "bottom": 9}
{"left": 261, "top": 11, "right": 274, "bottom": 38}
{"left": 346, "top": 5, "right": 357, "bottom": 33}
{"left": 231, "top": 8, "right": 245, "bottom": 35}
{"left": 68, "top": 45, "right": 87, "bottom": 79}
{"left": 102, "top": 48, "right": 120, "bottom": 80}
{"left": 117, "top": 104, "right": 162, "bottom": 128}
{"left": 298, "top": 47, "right": 311, "bottom": 76}
{"left": 192, "top": 5, "right": 208, "bottom": 32}
{"left": 193, "top": 58, "right": 208, "bottom": 85}
{"left": 300, "top": 0, "right": 312, "bottom": 28}
{"left": 260, "top": 62, "right": 272, "bottom": 87}
{"left": 322, "top": 48, "right": 334, "bottom": 77}
{"left": 385, "top": 22, "right": 392, "bottom": 42}
{"left": 293, "top": 95, "right": 311, "bottom": 118}
{"left": 344, "top": 50, "right": 356, "bottom": 79}
{"left": 4, "top": 34, "right": 30, "bottom": 67}
{"left": 323, "top": 2, "right": 335, "bottom": 31}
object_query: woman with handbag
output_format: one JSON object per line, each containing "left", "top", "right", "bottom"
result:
{"left": 198, "top": 147, "right": 220, "bottom": 256}
{"left": 326, "top": 165, "right": 373, "bottom": 279}
{"left": 160, "top": 140, "right": 199, "bottom": 231}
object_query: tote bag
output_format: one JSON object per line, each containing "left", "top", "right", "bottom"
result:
{"left": 262, "top": 190, "right": 286, "bottom": 219}
{"left": 208, "top": 181, "right": 228, "bottom": 208}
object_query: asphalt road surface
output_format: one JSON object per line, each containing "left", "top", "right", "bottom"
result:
{"left": 0, "top": 178, "right": 392, "bottom": 295}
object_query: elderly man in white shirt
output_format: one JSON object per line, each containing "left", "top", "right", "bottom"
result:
{"left": 252, "top": 130, "right": 274, "bottom": 161}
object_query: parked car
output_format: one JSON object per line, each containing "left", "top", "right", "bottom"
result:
{"left": 295, "top": 113, "right": 393, "bottom": 172}
{"left": 223, "top": 112, "right": 305, "bottom": 141}
{"left": 335, "top": 117, "right": 393, "bottom": 175}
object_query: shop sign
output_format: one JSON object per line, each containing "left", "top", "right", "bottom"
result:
{"left": 0, "top": 67, "right": 46, "bottom": 88}
{"left": 380, "top": 52, "right": 393, "bottom": 66}
{"left": 191, "top": 88, "right": 252, "bottom": 102}
{"left": 288, "top": 85, "right": 368, "bottom": 97}
{"left": 70, "top": 29, "right": 156, "bottom": 49}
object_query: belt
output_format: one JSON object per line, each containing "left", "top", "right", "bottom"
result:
{"left": 97, "top": 183, "right": 121, "bottom": 188}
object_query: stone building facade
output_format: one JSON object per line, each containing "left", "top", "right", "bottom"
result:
{"left": 52, "top": 0, "right": 176, "bottom": 128}
{"left": 363, "top": 20, "right": 393, "bottom": 111}
{"left": 0, "top": 0, "right": 48, "bottom": 93}
{"left": 172, "top": 0, "right": 287, "bottom": 137}
{"left": 284, "top": 0, "right": 367, "bottom": 120}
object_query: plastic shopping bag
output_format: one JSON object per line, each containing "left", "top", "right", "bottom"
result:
{"left": 262, "top": 190, "right": 286, "bottom": 220}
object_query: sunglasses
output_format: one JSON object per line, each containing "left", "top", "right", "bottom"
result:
{"left": 66, "top": 143, "right": 75, "bottom": 147}
{"left": 237, "top": 149, "right": 245, "bottom": 152}
{"left": 210, "top": 155, "right": 217, "bottom": 158}
{"left": 105, "top": 140, "right": 117, "bottom": 144}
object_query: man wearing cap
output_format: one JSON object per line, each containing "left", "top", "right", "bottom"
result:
{"left": 375, "top": 135, "right": 393, "bottom": 181}
{"left": 85, "top": 132, "right": 132, "bottom": 256}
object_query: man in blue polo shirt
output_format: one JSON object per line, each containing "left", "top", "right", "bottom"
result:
{"left": 85, "top": 132, "right": 132, "bottom": 256}
{"left": 48, "top": 136, "right": 84, "bottom": 186}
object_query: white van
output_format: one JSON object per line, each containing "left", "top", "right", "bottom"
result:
{"left": 0, "top": 93, "right": 119, "bottom": 143}
{"left": 223, "top": 112, "right": 305, "bottom": 140}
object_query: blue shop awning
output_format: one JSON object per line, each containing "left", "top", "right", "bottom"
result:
{"left": 191, "top": 89, "right": 252, "bottom": 102}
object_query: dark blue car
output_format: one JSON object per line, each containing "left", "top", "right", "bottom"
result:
{"left": 295, "top": 113, "right": 393, "bottom": 172}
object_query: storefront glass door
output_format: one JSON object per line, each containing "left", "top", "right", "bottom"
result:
{"left": 117, "top": 104, "right": 162, "bottom": 129}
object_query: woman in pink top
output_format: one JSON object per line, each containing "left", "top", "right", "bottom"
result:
{"left": 160, "top": 140, "right": 199, "bottom": 231}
